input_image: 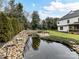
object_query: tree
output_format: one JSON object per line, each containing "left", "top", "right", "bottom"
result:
{"left": 0, "top": 0, "right": 28, "bottom": 42}
{"left": 9, "top": 0, "right": 15, "bottom": 9}
{"left": 16, "top": 3, "right": 26, "bottom": 30}
{"left": 8, "top": 0, "right": 15, "bottom": 16}
{"left": 45, "top": 17, "right": 54, "bottom": 29}
{"left": 53, "top": 18, "right": 59, "bottom": 29}
{"left": 42, "top": 17, "right": 59, "bottom": 30}
{"left": 21, "top": 15, "right": 28, "bottom": 30}
{"left": 8, "top": 1, "right": 26, "bottom": 31}
{"left": 31, "top": 11, "right": 40, "bottom": 29}
{"left": 27, "top": 21, "right": 32, "bottom": 29}
{"left": 0, "top": 12, "right": 13, "bottom": 42}
{"left": 0, "top": 0, "right": 4, "bottom": 10}
{"left": 42, "top": 20, "right": 47, "bottom": 29}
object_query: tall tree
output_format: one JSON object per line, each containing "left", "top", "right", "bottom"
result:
{"left": 0, "top": 12, "right": 13, "bottom": 42}
{"left": 42, "top": 17, "right": 59, "bottom": 30}
{"left": 0, "top": 0, "right": 4, "bottom": 10}
{"left": 22, "top": 15, "right": 28, "bottom": 30}
{"left": 45, "top": 17, "right": 53, "bottom": 29}
{"left": 8, "top": 0, "right": 15, "bottom": 14}
{"left": 31, "top": 11, "right": 40, "bottom": 29}
{"left": 42, "top": 20, "right": 47, "bottom": 29}
{"left": 9, "top": 0, "right": 15, "bottom": 9}
{"left": 53, "top": 18, "right": 59, "bottom": 29}
{"left": 0, "top": 0, "right": 28, "bottom": 42}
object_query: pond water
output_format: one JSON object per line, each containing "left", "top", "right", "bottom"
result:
{"left": 24, "top": 37, "right": 79, "bottom": 59}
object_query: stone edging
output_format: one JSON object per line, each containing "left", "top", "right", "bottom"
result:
{"left": 0, "top": 30, "right": 29, "bottom": 59}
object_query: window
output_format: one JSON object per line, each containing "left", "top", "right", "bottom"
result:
{"left": 60, "top": 26, "right": 63, "bottom": 30}
{"left": 67, "top": 20, "right": 69, "bottom": 23}
{"left": 76, "top": 26, "right": 79, "bottom": 29}
{"left": 58, "top": 21, "right": 59, "bottom": 24}
{"left": 78, "top": 18, "right": 79, "bottom": 22}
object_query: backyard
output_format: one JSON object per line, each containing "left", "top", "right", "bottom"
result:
{"left": 48, "top": 30, "right": 79, "bottom": 40}
{"left": 0, "top": 0, "right": 79, "bottom": 59}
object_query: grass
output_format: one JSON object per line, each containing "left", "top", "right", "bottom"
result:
{"left": 48, "top": 30, "right": 79, "bottom": 40}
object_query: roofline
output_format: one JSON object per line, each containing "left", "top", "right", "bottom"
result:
{"left": 58, "top": 10, "right": 79, "bottom": 21}
{"left": 58, "top": 16, "right": 79, "bottom": 21}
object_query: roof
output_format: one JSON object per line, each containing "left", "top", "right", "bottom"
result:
{"left": 59, "top": 10, "right": 79, "bottom": 21}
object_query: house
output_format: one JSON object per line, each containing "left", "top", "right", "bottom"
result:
{"left": 57, "top": 10, "right": 79, "bottom": 33}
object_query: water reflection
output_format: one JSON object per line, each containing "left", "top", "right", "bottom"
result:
{"left": 24, "top": 37, "right": 79, "bottom": 59}
{"left": 42, "top": 39, "right": 53, "bottom": 43}
{"left": 32, "top": 37, "right": 40, "bottom": 50}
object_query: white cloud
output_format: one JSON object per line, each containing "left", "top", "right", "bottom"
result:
{"left": 44, "top": 1, "right": 79, "bottom": 11}
{"left": 32, "top": 3, "right": 36, "bottom": 7}
{"left": 39, "top": 11, "right": 61, "bottom": 20}
{"left": 39, "top": 11, "right": 50, "bottom": 20}
{"left": 39, "top": 1, "right": 79, "bottom": 19}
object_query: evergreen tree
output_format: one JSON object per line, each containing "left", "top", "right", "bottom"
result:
{"left": 0, "top": 12, "right": 11, "bottom": 42}
{"left": 0, "top": 0, "right": 28, "bottom": 42}
{"left": 42, "top": 20, "right": 47, "bottom": 29}
{"left": 31, "top": 11, "right": 40, "bottom": 29}
{"left": 0, "top": 0, "right": 3, "bottom": 10}
{"left": 42, "top": 17, "right": 59, "bottom": 30}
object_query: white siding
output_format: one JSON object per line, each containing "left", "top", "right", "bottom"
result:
{"left": 57, "top": 17, "right": 79, "bottom": 26}
{"left": 58, "top": 26, "right": 69, "bottom": 32}
{"left": 57, "top": 16, "right": 79, "bottom": 32}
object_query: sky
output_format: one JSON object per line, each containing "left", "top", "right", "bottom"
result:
{"left": 15, "top": 0, "right": 79, "bottom": 19}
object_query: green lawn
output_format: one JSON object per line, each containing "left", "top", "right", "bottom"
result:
{"left": 48, "top": 30, "right": 79, "bottom": 40}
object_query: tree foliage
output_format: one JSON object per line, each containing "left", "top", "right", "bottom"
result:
{"left": 0, "top": 0, "right": 4, "bottom": 10}
{"left": 0, "top": 0, "right": 27, "bottom": 42}
{"left": 42, "top": 17, "right": 59, "bottom": 30}
{"left": 31, "top": 11, "right": 40, "bottom": 29}
{"left": 30, "top": 11, "right": 59, "bottom": 30}
{"left": 0, "top": 0, "right": 59, "bottom": 42}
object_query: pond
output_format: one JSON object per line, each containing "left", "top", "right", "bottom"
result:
{"left": 24, "top": 37, "right": 79, "bottom": 59}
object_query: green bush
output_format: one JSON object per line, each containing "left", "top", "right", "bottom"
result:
{"left": 0, "top": 12, "right": 25, "bottom": 42}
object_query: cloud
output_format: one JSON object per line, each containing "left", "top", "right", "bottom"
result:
{"left": 44, "top": 1, "right": 79, "bottom": 11}
{"left": 38, "top": 11, "right": 61, "bottom": 20}
{"left": 39, "top": 1, "right": 79, "bottom": 19}
{"left": 39, "top": 11, "right": 50, "bottom": 20}
{"left": 32, "top": 3, "right": 36, "bottom": 7}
